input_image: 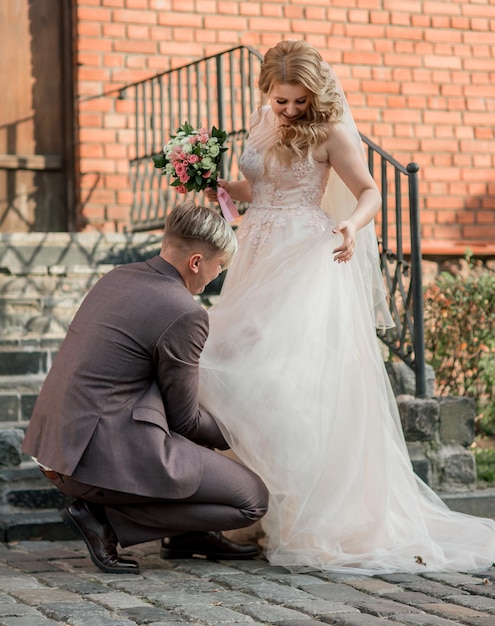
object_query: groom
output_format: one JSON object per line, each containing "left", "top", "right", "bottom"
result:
{"left": 22, "top": 201, "right": 268, "bottom": 574}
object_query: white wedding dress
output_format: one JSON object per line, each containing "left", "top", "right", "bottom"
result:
{"left": 198, "top": 106, "right": 495, "bottom": 574}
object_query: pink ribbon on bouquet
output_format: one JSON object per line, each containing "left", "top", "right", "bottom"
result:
{"left": 217, "top": 187, "right": 240, "bottom": 223}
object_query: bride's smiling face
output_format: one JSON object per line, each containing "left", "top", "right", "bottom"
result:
{"left": 269, "top": 83, "right": 311, "bottom": 123}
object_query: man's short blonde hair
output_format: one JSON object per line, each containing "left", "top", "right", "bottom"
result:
{"left": 163, "top": 201, "right": 237, "bottom": 267}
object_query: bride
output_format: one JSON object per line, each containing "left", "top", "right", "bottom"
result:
{"left": 199, "top": 39, "right": 495, "bottom": 574}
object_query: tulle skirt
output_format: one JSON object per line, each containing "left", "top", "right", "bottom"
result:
{"left": 199, "top": 205, "right": 495, "bottom": 574}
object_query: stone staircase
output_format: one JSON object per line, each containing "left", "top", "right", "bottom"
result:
{"left": 0, "top": 232, "right": 161, "bottom": 541}
{"left": 0, "top": 335, "right": 70, "bottom": 541}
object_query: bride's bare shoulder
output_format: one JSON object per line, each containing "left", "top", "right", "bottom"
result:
{"left": 321, "top": 121, "right": 357, "bottom": 158}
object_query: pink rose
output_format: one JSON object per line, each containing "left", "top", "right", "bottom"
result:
{"left": 189, "top": 135, "right": 199, "bottom": 144}
{"left": 174, "top": 162, "right": 186, "bottom": 176}
{"left": 177, "top": 184, "right": 187, "bottom": 194}
{"left": 202, "top": 171, "right": 212, "bottom": 178}
{"left": 188, "top": 154, "right": 199, "bottom": 163}
{"left": 179, "top": 173, "right": 190, "bottom": 183}
{"left": 199, "top": 134, "right": 209, "bottom": 144}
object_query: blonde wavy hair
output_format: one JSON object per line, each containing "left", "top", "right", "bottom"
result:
{"left": 258, "top": 40, "right": 343, "bottom": 166}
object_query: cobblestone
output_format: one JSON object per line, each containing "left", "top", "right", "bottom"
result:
{"left": 0, "top": 539, "right": 491, "bottom": 625}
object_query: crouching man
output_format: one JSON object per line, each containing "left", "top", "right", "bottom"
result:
{"left": 22, "top": 202, "right": 268, "bottom": 574}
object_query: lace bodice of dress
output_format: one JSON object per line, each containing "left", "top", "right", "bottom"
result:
{"left": 239, "top": 107, "right": 331, "bottom": 211}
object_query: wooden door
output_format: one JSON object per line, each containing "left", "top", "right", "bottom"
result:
{"left": 0, "top": 0, "right": 74, "bottom": 232}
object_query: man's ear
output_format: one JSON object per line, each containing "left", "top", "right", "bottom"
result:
{"left": 188, "top": 252, "right": 203, "bottom": 274}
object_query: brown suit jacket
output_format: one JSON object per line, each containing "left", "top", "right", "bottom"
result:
{"left": 22, "top": 256, "right": 227, "bottom": 499}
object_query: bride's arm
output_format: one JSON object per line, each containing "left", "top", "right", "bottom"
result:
{"left": 204, "top": 178, "right": 252, "bottom": 203}
{"left": 220, "top": 178, "right": 252, "bottom": 203}
{"left": 323, "top": 122, "right": 381, "bottom": 263}
{"left": 325, "top": 123, "right": 381, "bottom": 229}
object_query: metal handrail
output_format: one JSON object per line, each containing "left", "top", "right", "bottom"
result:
{"left": 123, "top": 46, "right": 426, "bottom": 397}
{"left": 362, "top": 133, "right": 425, "bottom": 397}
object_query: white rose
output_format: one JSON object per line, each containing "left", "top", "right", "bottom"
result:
{"left": 208, "top": 144, "right": 220, "bottom": 157}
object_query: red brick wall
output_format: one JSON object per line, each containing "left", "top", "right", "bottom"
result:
{"left": 75, "top": 0, "right": 495, "bottom": 255}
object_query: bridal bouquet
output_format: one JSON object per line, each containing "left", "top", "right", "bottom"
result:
{"left": 153, "top": 121, "right": 228, "bottom": 194}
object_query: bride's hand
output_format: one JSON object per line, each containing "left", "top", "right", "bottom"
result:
{"left": 332, "top": 220, "right": 356, "bottom": 263}
{"left": 204, "top": 179, "right": 228, "bottom": 203}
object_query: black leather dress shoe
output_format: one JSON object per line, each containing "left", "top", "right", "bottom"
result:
{"left": 160, "top": 531, "right": 261, "bottom": 560}
{"left": 61, "top": 500, "right": 140, "bottom": 574}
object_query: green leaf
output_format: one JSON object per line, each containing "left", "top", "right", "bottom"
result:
{"left": 181, "top": 121, "right": 194, "bottom": 135}
{"left": 212, "top": 126, "right": 227, "bottom": 143}
{"left": 152, "top": 154, "right": 166, "bottom": 168}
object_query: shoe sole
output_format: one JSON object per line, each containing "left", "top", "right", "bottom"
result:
{"left": 61, "top": 509, "right": 140, "bottom": 574}
{"left": 160, "top": 547, "right": 260, "bottom": 560}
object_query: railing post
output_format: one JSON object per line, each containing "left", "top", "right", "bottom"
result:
{"left": 216, "top": 54, "right": 226, "bottom": 177}
{"left": 216, "top": 58, "right": 225, "bottom": 131}
{"left": 407, "top": 162, "right": 426, "bottom": 398}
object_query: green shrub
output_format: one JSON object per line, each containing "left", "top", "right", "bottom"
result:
{"left": 423, "top": 263, "right": 495, "bottom": 436}
{"left": 473, "top": 448, "right": 495, "bottom": 487}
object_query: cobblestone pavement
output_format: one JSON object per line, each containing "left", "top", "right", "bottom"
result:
{"left": 0, "top": 539, "right": 495, "bottom": 626}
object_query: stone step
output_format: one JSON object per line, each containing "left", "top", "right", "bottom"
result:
{"left": 0, "top": 350, "right": 49, "bottom": 377}
{"left": 0, "top": 462, "right": 75, "bottom": 542}
{"left": 0, "top": 508, "right": 76, "bottom": 542}
{"left": 440, "top": 488, "right": 495, "bottom": 519}
{"left": 0, "top": 232, "right": 161, "bottom": 276}
{"left": 0, "top": 232, "right": 161, "bottom": 337}
{"left": 0, "top": 338, "right": 50, "bottom": 421}
{"left": 0, "top": 373, "right": 44, "bottom": 424}
{"left": 0, "top": 339, "right": 58, "bottom": 425}
{"left": 0, "top": 337, "right": 62, "bottom": 377}
{"left": 0, "top": 462, "right": 59, "bottom": 497}
{"left": 0, "top": 276, "right": 95, "bottom": 337}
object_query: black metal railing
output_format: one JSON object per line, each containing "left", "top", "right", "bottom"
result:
{"left": 362, "top": 135, "right": 426, "bottom": 397}
{"left": 120, "top": 46, "right": 262, "bottom": 232}
{"left": 121, "top": 46, "right": 426, "bottom": 397}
